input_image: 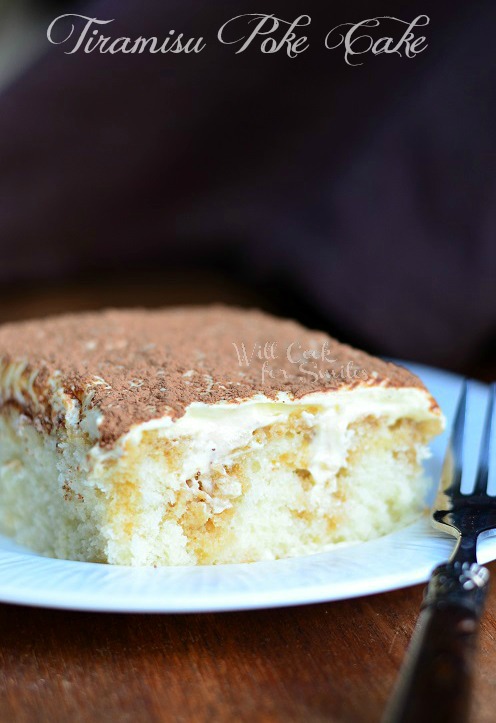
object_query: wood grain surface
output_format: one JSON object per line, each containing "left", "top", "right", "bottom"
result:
{"left": 0, "top": 280, "right": 494, "bottom": 723}
{"left": 0, "top": 570, "right": 495, "bottom": 723}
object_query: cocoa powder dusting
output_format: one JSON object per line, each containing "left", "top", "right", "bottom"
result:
{"left": 0, "top": 306, "right": 431, "bottom": 448}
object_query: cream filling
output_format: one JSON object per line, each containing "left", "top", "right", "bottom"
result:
{"left": 0, "top": 356, "right": 443, "bottom": 490}
{"left": 90, "top": 387, "right": 442, "bottom": 488}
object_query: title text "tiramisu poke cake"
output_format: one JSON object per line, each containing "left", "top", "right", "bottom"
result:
{"left": 0, "top": 306, "right": 444, "bottom": 565}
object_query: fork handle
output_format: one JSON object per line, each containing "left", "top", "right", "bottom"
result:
{"left": 382, "top": 561, "right": 490, "bottom": 723}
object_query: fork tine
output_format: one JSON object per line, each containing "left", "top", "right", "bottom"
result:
{"left": 473, "top": 383, "right": 496, "bottom": 496}
{"left": 448, "top": 379, "right": 468, "bottom": 491}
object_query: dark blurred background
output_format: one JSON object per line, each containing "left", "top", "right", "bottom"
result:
{"left": 0, "top": 0, "right": 495, "bottom": 377}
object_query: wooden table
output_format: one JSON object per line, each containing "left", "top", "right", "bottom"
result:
{"left": 1, "top": 282, "right": 495, "bottom": 723}
{"left": 1, "top": 575, "right": 496, "bottom": 723}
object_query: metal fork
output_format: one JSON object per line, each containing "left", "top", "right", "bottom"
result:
{"left": 383, "top": 381, "right": 496, "bottom": 723}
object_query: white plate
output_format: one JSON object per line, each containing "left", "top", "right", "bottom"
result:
{"left": 0, "top": 362, "right": 493, "bottom": 613}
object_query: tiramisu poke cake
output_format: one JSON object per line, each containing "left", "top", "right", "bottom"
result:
{"left": 0, "top": 306, "right": 444, "bottom": 565}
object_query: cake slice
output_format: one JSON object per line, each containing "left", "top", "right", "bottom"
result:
{"left": 0, "top": 306, "right": 444, "bottom": 565}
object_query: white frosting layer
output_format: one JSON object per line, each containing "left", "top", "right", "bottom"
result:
{"left": 93, "top": 387, "right": 442, "bottom": 487}
{"left": 0, "top": 357, "right": 443, "bottom": 489}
